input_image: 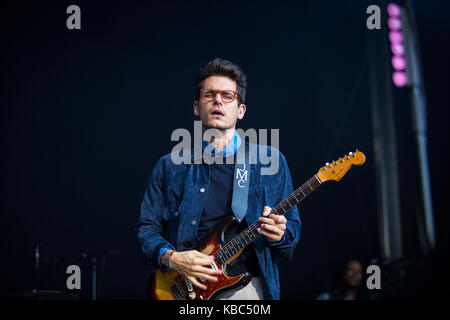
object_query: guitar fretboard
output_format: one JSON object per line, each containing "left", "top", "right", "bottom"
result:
{"left": 214, "top": 175, "right": 322, "bottom": 265}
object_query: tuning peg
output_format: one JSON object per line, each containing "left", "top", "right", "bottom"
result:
{"left": 325, "top": 162, "right": 330, "bottom": 166}
{"left": 349, "top": 152, "right": 353, "bottom": 155}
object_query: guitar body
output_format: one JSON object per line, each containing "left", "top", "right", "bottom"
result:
{"left": 149, "top": 216, "right": 252, "bottom": 300}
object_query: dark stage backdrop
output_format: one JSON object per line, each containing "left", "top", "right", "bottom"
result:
{"left": 1, "top": 0, "right": 449, "bottom": 299}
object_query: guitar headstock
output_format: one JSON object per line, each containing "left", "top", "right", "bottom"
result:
{"left": 316, "top": 150, "right": 366, "bottom": 182}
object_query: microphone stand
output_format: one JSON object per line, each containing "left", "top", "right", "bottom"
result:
{"left": 32, "top": 244, "right": 40, "bottom": 293}
{"left": 31, "top": 245, "right": 119, "bottom": 300}
{"left": 80, "top": 251, "right": 119, "bottom": 300}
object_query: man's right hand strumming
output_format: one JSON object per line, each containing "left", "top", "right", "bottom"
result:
{"left": 160, "top": 250, "right": 223, "bottom": 290}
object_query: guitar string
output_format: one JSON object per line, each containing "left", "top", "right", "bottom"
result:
{"left": 217, "top": 176, "right": 320, "bottom": 258}
{"left": 215, "top": 177, "right": 320, "bottom": 262}
{"left": 223, "top": 159, "right": 349, "bottom": 257}
{"left": 215, "top": 175, "right": 322, "bottom": 262}
{"left": 229, "top": 175, "right": 321, "bottom": 249}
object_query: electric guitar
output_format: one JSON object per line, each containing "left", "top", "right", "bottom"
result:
{"left": 149, "top": 150, "right": 366, "bottom": 300}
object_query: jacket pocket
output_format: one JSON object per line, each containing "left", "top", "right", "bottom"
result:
{"left": 162, "top": 208, "right": 181, "bottom": 221}
{"left": 163, "top": 185, "right": 183, "bottom": 219}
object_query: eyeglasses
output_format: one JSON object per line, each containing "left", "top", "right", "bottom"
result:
{"left": 199, "top": 89, "right": 239, "bottom": 103}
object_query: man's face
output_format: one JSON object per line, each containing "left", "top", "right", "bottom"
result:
{"left": 344, "top": 260, "right": 363, "bottom": 288}
{"left": 194, "top": 75, "right": 246, "bottom": 130}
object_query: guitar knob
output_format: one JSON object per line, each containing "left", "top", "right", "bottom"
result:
{"left": 189, "top": 291, "right": 196, "bottom": 299}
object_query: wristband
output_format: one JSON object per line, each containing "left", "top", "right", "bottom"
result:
{"left": 167, "top": 250, "right": 176, "bottom": 270}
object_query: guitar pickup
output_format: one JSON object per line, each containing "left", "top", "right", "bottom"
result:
{"left": 171, "top": 281, "right": 186, "bottom": 300}
{"left": 210, "top": 260, "right": 219, "bottom": 270}
{"left": 184, "top": 278, "right": 193, "bottom": 292}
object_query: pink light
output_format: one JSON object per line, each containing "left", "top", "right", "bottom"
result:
{"left": 392, "top": 56, "right": 406, "bottom": 70}
{"left": 391, "top": 43, "right": 405, "bottom": 56}
{"left": 387, "top": 3, "right": 401, "bottom": 17}
{"left": 393, "top": 71, "right": 408, "bottom": 87}
{"left": 389, "top": 31, "right": 403, "bottom": 44}
{"left": 388, "top": 17, "right": 402, "bottom": 30}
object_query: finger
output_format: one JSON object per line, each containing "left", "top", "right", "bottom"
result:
{"left": 192, "top": 256, "right": 216, "bottom": 266}
{"left": 192, "top": 272, "right": 219, "bottom": 283}
{"left": 192, "top": 265, "right": 223, "bottom": 276}
{"left": 270, "top": 214, "right": 287, "bottom": 224}
{"left": 259, "top": 216, "right": 276, "bottom": 225}
{"left": 257, "top": 227, "right": 281, "bottom": 242}
{"left": 261, "top": 223, "right": 284, "bottom": 236}
{"left": 258, "top": 225, "right": 282, "bottom": 238}
{"left": 262, "top": 220, "right": 286, "bottom": 232}
{"left": 189, "top": 276, "right": 207, "bottom": 290}
{"left": 196, "top": 252, "right": 219, "bottom": 264}
{"left": 262, "top": 206, "right": 272, "bottom": 216}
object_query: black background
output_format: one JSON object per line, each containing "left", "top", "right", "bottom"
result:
{"left": 1, "top": 0, "right": 449, "bottom": 299}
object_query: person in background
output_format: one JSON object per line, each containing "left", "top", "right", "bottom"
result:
{"left": 316, "top": 259, "right": 369, "bottom": 300}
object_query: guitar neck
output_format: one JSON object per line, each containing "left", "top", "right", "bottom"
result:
{"left": 214, "top": 175, "right": 323, "bottom": 265}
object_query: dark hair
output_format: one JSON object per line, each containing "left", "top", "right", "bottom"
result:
{"left": 316, "top": 258, "right": 370, "bottom": 300}
{"left": 195, "top": 58, "right": 247, "bottom": 105}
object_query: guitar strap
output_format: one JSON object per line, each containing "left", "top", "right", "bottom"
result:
{"left": 231, "top": 143, "right": 256, "bottom": 223}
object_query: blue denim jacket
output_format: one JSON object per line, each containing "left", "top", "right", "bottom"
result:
{"left": 135, "top": 142, "right": 301, "bottom": 300}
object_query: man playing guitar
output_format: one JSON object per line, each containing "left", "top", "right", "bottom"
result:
{"left": 136, "top": 58, "right": 301, "bottom": 300}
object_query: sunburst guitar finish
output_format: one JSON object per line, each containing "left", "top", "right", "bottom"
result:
{"left": 150, "top": 216, "right": 251, "bottom": 300}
